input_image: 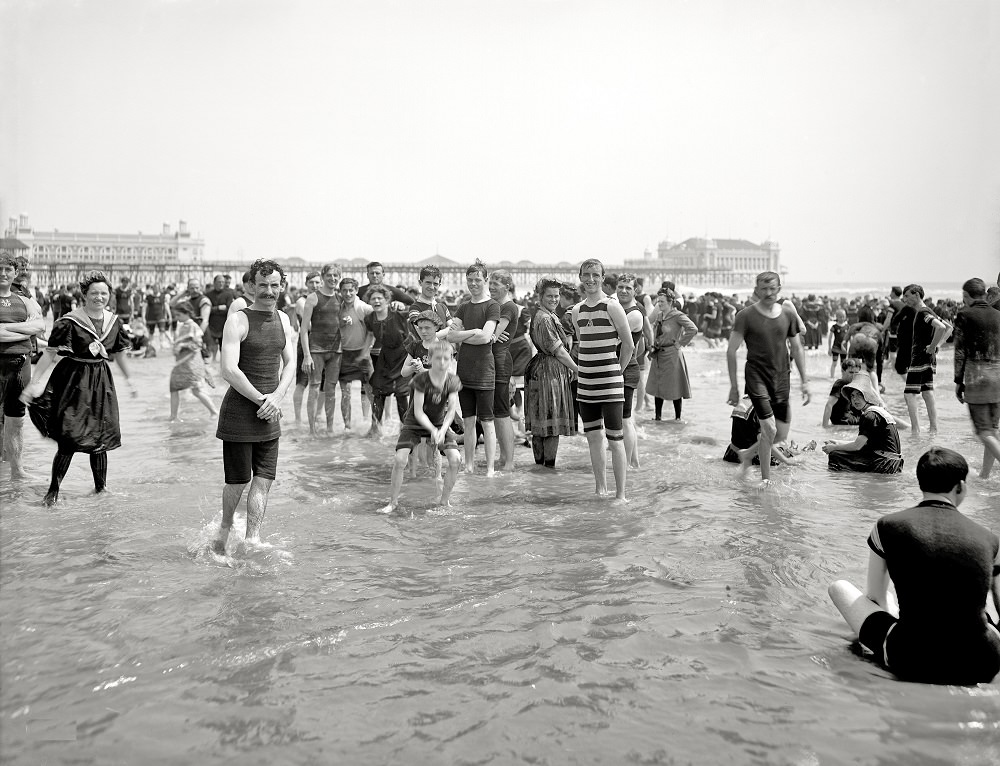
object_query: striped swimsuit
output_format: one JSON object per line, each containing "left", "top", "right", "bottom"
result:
{"left": 576, "top": 299, "right": 625, "bottom": 404}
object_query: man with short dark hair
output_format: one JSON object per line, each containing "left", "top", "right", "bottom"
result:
{"left": 358, "top": 261, "right": 414, "bottom": 307}
{"left": 114, "top": 277, "right": 133, "bottom": 325}
{"left": 212, "top": 259, "right": 295, "bottom": 555}
{"left": 300, "top": 263, "right": 343, "bottom": 435}
{"left": 726, "top": 271, "right": 809, "bottom": 485}
{"left": 829, "top": 447, "right": 1000, "bottom": 685}
{"left": 954, "top": 277, "right": 1000, "bottom": 478}
{"left": 205, "top": 274, "right": 235, "bottom": 362}
{"left": 901, "top": 284, "right": 949, "bottom": 434}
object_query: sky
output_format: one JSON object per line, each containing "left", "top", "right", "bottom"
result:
{"left": 2, "top": 0, "right": 998, "bottom": 284}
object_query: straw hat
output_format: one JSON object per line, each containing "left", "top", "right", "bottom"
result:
{"left": 841, "top": 372, "right": 881, "bottom": 407}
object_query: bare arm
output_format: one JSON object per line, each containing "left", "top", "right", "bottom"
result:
{"left": 865, "top": 550, "right": 892, "bottom": 612}
{"left": 448, "top": 319, "right": 498, "bottom": 345}
{"left": 606, "top": 299, "right": 634, "bottom": 370}
{"left": 822, "top": 395, "right": 836, "bottom": 427}
{"left": 20, "top": 348, "right": 61, "bottom": 400}
{"left": 220, "top": 312, "right": 259, "bottom": 401}
{"left": 823, "top": 434, "right": 869, "bottom": 454}
{"left": 0, "top": 295, "right": 45, "bottom": 338}
{"left": 726, "top": 329, "right": 744, "bottom": 405}
{"left": 788, "top": 334, "right": 810, "bottom": 405}
{"left": 299, "top": 293, "right": 316, "bottom": 371}
{"left": 927, "top": 317, "right": 949, "bottom": 354}
{"left": 198, "top": 301, "right": 210, "bottom": 333}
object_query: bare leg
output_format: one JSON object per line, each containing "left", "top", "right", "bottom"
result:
{"left": 904, "top": 392, "right": 920, "bottom": 434}
{"left": 361, "top": 381, "right": 371, "bottom": 421}
{"left": 828, "top": 580, "right": 897, "bottom": 635}
{"left": 169, "top": 391, "right": 180, "bottom": 421}
{"left": 482, "top": 420, "right": 497, "bottom": 477}
{"left": 379, "top": 449, "right": 410, "bottom": 512}
{"left": 495, "top": 415, "right": 515, "bottom": 471}
{"left": 244, "top": 476, "right": 273, "bottom": 543}
{"left": 191, "top": 385, "right": 217, "bottom": 415}
{"left": 623, "top": 416, "right": 639, "bottom": 468}
{"left": 440, "top": 451, "right": 460, "bottom": 506}
{"left": 306, "top": 383, "right": 322, "bottom": 435}
{"left": 3, "top": 415, "right": 27, "bottom": 479}
{"left": 979, "top": 433, "right": 1000, "bottom": 479}
{"left": 922, "top": 390, "right": 937, "bottom": 433}
{"left": 213, "top": 481, "right": 247, "bottom": 554}
{"left": 584, "top": 429, "right": 608, "bottom": 495}
{"left": 609, "top": 438, "right": 627, "bottom": 500}
{"left": 340, "top": 381, "right": 353, "bottom": 430}
{"left": 758, "top": 416, "right": 777, "bottom": 482}
{"left": 463, "top": 415, "right": 477, "bottom": 473}
{"left": 293, "top": 384, "right": 305, "bottom": 423}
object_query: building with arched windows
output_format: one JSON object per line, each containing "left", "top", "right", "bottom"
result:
{"left": 4, "top": 214, "right": 205, "bottom": 286}
{"left": 625, "top": 237, "right": 783, "bottom": 288}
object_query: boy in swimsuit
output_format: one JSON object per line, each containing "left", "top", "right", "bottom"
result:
{"left": 829, "top": 447, "right": 1000, "bottom": 684}
{"left": 379, "top": 341, "right": 462, "bottom": 513}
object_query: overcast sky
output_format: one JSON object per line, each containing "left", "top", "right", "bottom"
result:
{"left": 2, "top": 0, "right": 998, "bottom": 284}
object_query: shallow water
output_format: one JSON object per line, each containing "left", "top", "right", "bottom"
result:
{"left": 2, "top": 343, "right": 999, "bottom": 765}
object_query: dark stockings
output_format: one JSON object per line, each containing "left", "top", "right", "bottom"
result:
{"left": 46, "top": 450, "right": 108, "bottom": 505}
{"left": 531, "top": 435, "right": 559, "bottom": 467}
{"left": 673, "top": 398, "right": 683, "bottom": 419}
{"left": 654, "top": 397, "right": 663, "bottom": 420}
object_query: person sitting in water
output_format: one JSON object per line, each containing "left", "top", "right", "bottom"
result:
{"left": 722, "top": 396, "right": 799, "bottom": 468}
{"left": 822, "top": 372, "right": 903, "bottom": 474}
{"left": 822, "top": 357, "right": 864, "bottom": 427}
{"left": 828, "top": 447, "right": 1000, "bottom": 685}
{"left": 379, "top": 340, "right": 462, "bottom": 513}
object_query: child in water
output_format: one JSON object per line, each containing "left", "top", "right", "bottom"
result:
{"left": 379, "top": 340, "right": 462, "bottom": 513}
{"left": 168, "top": 302, "right": 217, "bottom": 421}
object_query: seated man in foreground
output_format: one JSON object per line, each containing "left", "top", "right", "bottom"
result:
{"left": 829, "top": 447, "right": 1000, "bottom": 684}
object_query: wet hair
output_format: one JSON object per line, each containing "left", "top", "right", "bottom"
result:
{"left": 962, "top": 278, "right": 986, "bottom": 298}
{"left": 903, "top": 283, "right": 924, "bottom": 299}
{"left": 559, "top": 282, "right": 580, "bottom": 301}
{"left": 428, "top": 339, "right": 454, "bottom": 359}
{"left": 617, "top": 273, "right": 637, "bottom": 287}
{"left": 321, "top": 262, "right": 341, "bottom": 278}
{"left": 419, "top": 265, "right": 443, "bottom": 283}
{"left": 339, "top": 277, "right": 359, "bottom": 290}
{"left": 248, "top": 259, "right": 286, "bottom": 285}
{"left": 890, "top": 286, "right": 902, "bottom": 297}
{"left": 579, "top": 259, "right": 605, "bottom": 278}
{"left": 366, "top": 284, "right": 392, "bottom": 301}
{"left": 490, "top": 269, "right": 514, "bottom": 292}
{"left": 366, "top": 261, "right": 384, "bottom": 272}
{"left": 535, "top": 276, "right": 563, "bottom": 296}
{"left": 241, "top": 270, "right": 252, "bottom": 284}
{"left": 755, "top": 271, "right": 781, "bottom": 286}
{"left": 916, "top": 447, "right": 968, "bottom": 494}
{"left": 466, "top": 259, "right": 489, "bottom": 280}
{"left": 79, "top": 270, "right": 112, "bottom": 296}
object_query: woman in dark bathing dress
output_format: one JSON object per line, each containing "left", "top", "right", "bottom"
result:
{"left": 21, "top": 271, "right": 135, "bottom": 505}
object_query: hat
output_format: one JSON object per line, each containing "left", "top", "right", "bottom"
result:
{"left": 841, "top": 373, "right": 881, "bottom": 406}
{"left": 412, "top": 309, "right": 444, "bottom": 329}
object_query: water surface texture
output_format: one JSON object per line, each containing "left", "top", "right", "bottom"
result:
{"left": 3, "top": 346, "right": 999, "bottom": 765}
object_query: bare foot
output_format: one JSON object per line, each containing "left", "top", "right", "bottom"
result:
{"left": 377, "top": 502, "right": 397, "bottom": 515}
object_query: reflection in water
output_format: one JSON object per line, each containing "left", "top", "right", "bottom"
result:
{"left": 2, "top": 347, "right": 999, "bottom": 764}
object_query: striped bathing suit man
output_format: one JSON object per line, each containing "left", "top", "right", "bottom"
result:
{"left": 575, "top": 298, "right": 625, "bottom": 440}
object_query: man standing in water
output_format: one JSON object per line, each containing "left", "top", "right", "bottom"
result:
{"left": 727, "top": 271, "right": 809, "bottom": 486}
{"left": 901, "top": 284, "right": 949, "bottom": 435}
{"left": 572, "top": 259, "right": 634, "bottom": 500}
{"left": 0, "top": 254, "right": 44, "bottom": 479}
{"left": 300, "top": 263, "right": 343, "bottom": 436}
{"left": 953, "top": 277, "right": 1000, "bottom": 478}
{"left": 212, "top": 259, "right": 296, "bottom": 556}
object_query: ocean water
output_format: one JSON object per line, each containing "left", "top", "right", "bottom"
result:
{"left": 2, "top": 342, "right": 999, "bottom": 765}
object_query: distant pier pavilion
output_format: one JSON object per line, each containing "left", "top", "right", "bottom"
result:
{"left": 4, "top": 216, "right": 782, "bottom": 293}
